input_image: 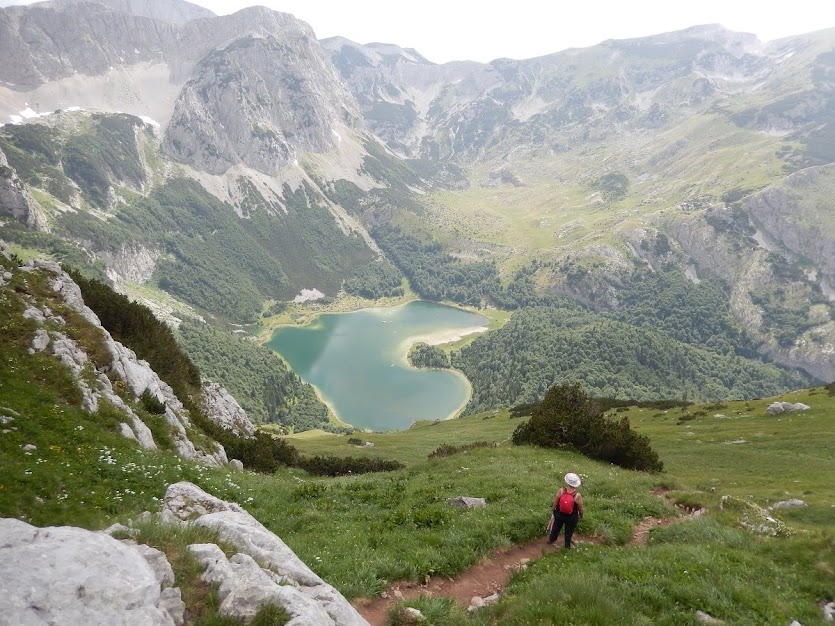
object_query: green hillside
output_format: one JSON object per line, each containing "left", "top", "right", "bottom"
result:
{"left": 2, "top": 246, "right": 833, "bottom": 623}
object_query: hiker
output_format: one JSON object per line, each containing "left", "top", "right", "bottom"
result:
{"left": 547, "top": 472, "right": 584, "bottom": 548}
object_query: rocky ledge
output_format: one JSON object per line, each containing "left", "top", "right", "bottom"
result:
{"left": 0, "top": 481, "right": 368, "bottom": 625}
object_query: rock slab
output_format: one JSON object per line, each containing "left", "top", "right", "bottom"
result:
{"left": 163, "top": 482, "right": 369, "bottom": 626}
{"left": 0, "top": 518, "right": 180, "bottom": 626}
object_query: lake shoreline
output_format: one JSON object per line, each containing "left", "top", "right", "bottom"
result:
{"left": 266, "top": 301, "right": 488, "bottom": 431}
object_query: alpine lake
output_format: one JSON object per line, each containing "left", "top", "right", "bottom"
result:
{"left": 267, "top": 300, "right": 488, "bottom": 431}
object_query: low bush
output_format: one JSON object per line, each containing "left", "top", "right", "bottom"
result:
{"left": 428, "top": 441, "right": 496, "bottom": 459}
{"left": 295, "top": 455, "right": 404, "bottom": 477}
{"left": 140, "top": 389, "right": 166, "bottom": 415}
{"left": 512, "top": 383, "right": 663, "bottom": 472}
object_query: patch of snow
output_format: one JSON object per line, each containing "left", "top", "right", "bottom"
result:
{"left": 19, "top": 107, "right": 47, "bottom": 119}
{"left": 8, "top": 115, "right": 22, "bottom": 124}
{"left": 65, "top": 106, "right": 82, "bottom": 112}
{"left": 293, "top": 288, "right": 325, "bottom": 303}
{"left": 331, "top": 127, "right": 342, "bottom": 142}
{"left": 138, "top": 115, "right": 160, "bottom": 128}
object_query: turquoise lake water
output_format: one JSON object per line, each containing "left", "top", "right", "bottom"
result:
{"left": 267, "top": 301, "right": 488, "bottom": 430}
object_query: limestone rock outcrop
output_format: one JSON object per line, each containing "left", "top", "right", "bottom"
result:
{"left": 162, "top": 481, "right": 370, "bottom": 625}
{"left": 162, "top": 24, "right": 361, "bottom": 175}
{"left": 0, "top": 148, "right": 48, "bottom": 231}
{"left": 202, "top": 381, "right": 256, "bottom": 438}
{"left": 17, "top": 257, "right": 228, "bottom": 467}
{"left": 0, "top": 518, "right": 183, "bottom": 626}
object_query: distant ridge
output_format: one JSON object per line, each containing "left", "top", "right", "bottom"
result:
{"left": 16, "top": 0, "right": 215, "bottom": 23}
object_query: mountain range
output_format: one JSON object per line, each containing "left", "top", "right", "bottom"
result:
{"left": 1, "top": 0, "right": 833, "bottom": 418}
{"left": 1, "top": 5, "right": 835, "bottom": 623}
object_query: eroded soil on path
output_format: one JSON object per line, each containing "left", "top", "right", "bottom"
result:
{"left": 354, "top": 497, "right": 705, "bottom": 625}
{"left": 353, "top": 535, "right": 588, "bottom": 626}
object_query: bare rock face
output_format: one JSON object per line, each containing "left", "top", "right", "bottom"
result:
{"left": 163, "top": 482, "right": 369, "bottom": 626}
{"left": 744, "top": 165, "right": 835, "bottom": 285}
{"left": 0, "top": 518, "right": 182, "bottom": 625}
{"left": 202, "top": 381, "right": 256, "bottom": 438}
{"left": 0, "top": 148, "right": 48, "bottom": 231}
{"left": 99, "top": 244, "right": 160, "bottom": 285}
{"left": 163, "top": 28, "right": 362, "bottom": 175}
{"left": 49, "top": 0, "right": 215, "bottom": 25}
{"left": 19, "top": 260, "right": 229, "bottom": 466}
{"left": 0, "top": 2, "right": 180, "bottom": 89}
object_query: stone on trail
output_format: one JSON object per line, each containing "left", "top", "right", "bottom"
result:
{"left": 445, "top": 496, "right": 487, "bottom": 509}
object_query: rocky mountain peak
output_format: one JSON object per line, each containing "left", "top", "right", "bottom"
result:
{"left": 321, "top": 36, "right": 435, "bottom": 70}
{"left": 607, "top": 23, "right": 762, "bottom": 53}
{"left": 43, "top": 0, "right": 215, "bottom": 24}
{"left": 163, "top": 29, "right": 363, "bottom": 175}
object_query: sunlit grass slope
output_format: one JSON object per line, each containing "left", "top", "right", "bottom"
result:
{"left": 2, "top": 251, "right": 832, "bottom": 626}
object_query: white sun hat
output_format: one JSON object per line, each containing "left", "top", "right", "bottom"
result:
{"left": 564, "top": 472, "right": 582, "bottom": 488}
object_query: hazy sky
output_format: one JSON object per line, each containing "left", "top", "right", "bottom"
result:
{"left": 3, "top": 0, "right": 835, "bottom": 63}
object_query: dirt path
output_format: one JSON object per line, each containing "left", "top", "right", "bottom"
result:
{"left": 354, "top": 498, "right": 705, "bottom": 625}
{"left": 353, "top": 534, "right": 602, "bottom": 626}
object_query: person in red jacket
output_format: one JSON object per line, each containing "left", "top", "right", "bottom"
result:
{"left": 547, "top": 472, "right": 584, "bottom": 548}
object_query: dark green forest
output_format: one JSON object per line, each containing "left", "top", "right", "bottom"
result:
{"left": 177, "top": 319, "right": 334, "bottom": 432}
{"left": 54, "top": 177, "right": 375, "bottom": 323}
{"left": 608, "top": 270, "right": 757, "bottom": 357}
{"left": 408, "top": 342, "right": 450, "bottom": 369}
{"left": 370, "top": 224, "right": 546, "bottom": 308}
{"left": 372, "top": 223, "right": 500, "bottom": 306}
{"left": 452, "top": 305, "right": 813, "bottom": 414}
{"left": 343, "top": 258, "right": 404, "bottom": 299}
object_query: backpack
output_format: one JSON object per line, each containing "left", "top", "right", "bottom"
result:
{"left": 558, "top": 489, "right": 576, "bottom": 515}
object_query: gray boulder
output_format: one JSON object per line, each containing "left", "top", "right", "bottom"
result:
{"left": 189, "top": 544, "right": 334, "bottom": 625}
{"left": 766, "top": 402, "right": 811, "bottom": 415}
{"left": 770, "top": 499, "right": 807, "bottom": 510}
{"left": 445, "top": 496, "right": 487, "bottom": 509}
{"left": 163, "top": 482, "right": 368, "bottom": 625}
{"left": 822, "top": 600, "right": 834, "bottom": 621}
{"left": 695, "top": 610, "right": 725, "bottom": 624}
{"left": 0, "top": 518, "right": 180, "bottom": 625}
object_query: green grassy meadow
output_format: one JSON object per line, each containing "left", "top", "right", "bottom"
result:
{"left": 2, "top": 247, "right": 833, "bottom": 626}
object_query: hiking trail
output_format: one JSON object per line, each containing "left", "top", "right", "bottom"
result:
{"left": 353, "top": 494, "right": 705, "bottom": 625}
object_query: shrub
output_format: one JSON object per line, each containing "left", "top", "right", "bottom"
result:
{"left": 428, "top": 441, "right": 496, "bottom": 459}
{"left": 190, "top": 408, "right": 299, "bottom": 473}
{"left": 140, "top": 389, "right": 166, "bottom": 415}
{"left": 296, "top": 455, "right": 404, "bottom": 477}
{"left": 512, "top": 383, "right": 663, "bottom": 472}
